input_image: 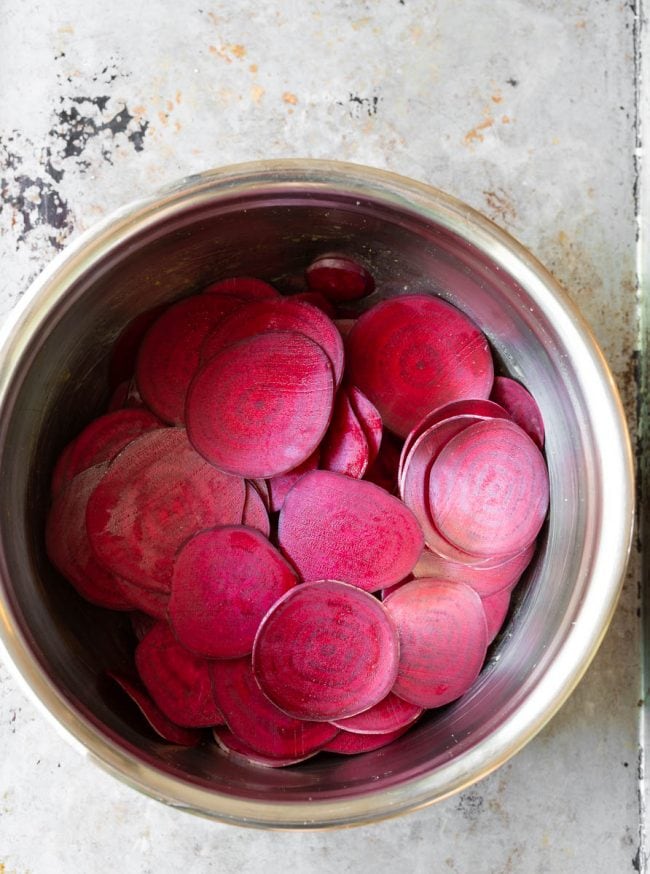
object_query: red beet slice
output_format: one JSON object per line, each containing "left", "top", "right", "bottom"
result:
{"left": 213, "top": 727, "right": 317, "bottom": 767}
{"left": 107, "top": 670, "right": 201, "bottom": 746}
{"left": 347, "top": 295, "right": 494, "bottom": 437}
{"left": 291, "top": 291, "right": 336, "bottom": 316}
{"left": 429, "top": 418, "right": 549, "bottom": 558}
{"left": 306, "top": 254, "right": 375, "bottom": 302}
{"left": 200, "top": 298, "right": 345, "bottom": 387}
{"left": 86, "top": 428, "right": 245, "bottom": 592}
{"left": 108, "top": 304, "right": 168, "bottom": 390}
{"left": 252, "top": 580, "right": 399, "bottom": 721}
{"left": 51, "top": 441, "right": 75, "bottom": 497}
{"left": 186, "top": 331, "right": 334, "bottom": 478}
{"left": 135, "top": 622, "right": 224, "bottom": 727}
{"left": 117, "top": 577, "right": 169, "bottom": 619}
{"left": 347, "top": 385, "right": 382, "bottom": 466}
{"left": 482, "top": 588, "right": 512, "bottom": 644}
{"left": 279, "top": 470, "right": 423, "bottom": 592}
{"left": 242, "top": 481, "right": 270, "bottom": 536}
{"left": 384, "top": 578, "right": 488, "bottom": 708}
{"left": 266, "top": 449, "right": 320, "bottom": 513}
{"left": 332, "top": 691, "right": 422, "bottom": 735}
{"left": 210, "top": 657, "right": 337, "bottom": 758}
{"left": 322, "top": 726, "right": 410, "bottom": 755}
{"left": 202, "top": 276, "right": 280, "bottom": 301}
{"left": 364, "top": 431, "right": 402, "bottom": 495}
{"left": 46, "top": 464, "right": 134, "bottom": 611}
{"left": 412, "top": 543, "right": 535, "bottom": 597}
{"left": 136, "top": 294, "right": 243, "bottom": 424}
{"left": 168, "top": 526, "right": 297, "bottom": 659}
{"left": 250, "top": 478, "right": 272, "bottom": 512}
{"left": 320, "top": 390, "right": 369, "bottom": 478}
{"left": 490, "top": 376, "right": 545, "bottom": 448}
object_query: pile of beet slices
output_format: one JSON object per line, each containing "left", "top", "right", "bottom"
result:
{"left": 46, "top": 253, "right": 550, "bottom": 767}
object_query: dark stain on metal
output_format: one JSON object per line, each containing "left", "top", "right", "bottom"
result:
{"left": 506, "top": 77, "right": 519, "bottom": 87}
{"left": 455, "top": 790, "right": 484, "bottom": 822}
{"left": 48, "top": 98, "right": 148, "bottom": 161}
{"left": 337, "top": 93, "right": 381, "bottom": 119}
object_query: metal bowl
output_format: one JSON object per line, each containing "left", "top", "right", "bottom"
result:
{"left": 0, "top": 160, "right": 633, "bottom": 829}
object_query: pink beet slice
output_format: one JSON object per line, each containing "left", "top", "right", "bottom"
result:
{"left": 200, "top": 298, "right": 345, "bottom": 386}
{"left": 266, "top": 449, "right": 320, "bottom": 513}
{"left": 210, "top": 657, "right": 337, "bottom": 758}
{"left": 213, "top": 727, "right": 318, "bottom": 768}
{"left": 279, "top": 470, "right": 423, "bottom": 592}
{"left": 322, "top": 726, "right": 410, "bottom": 755}
{"left": 202, "top": 276, "right": 280, "bottom": 301}
{"left": 347, "top": 385, "right": 382, "bottom": 466}
{"left": 186, "top": 331, "right": 334, "bottom": 479}
{"left": 169, "top": 526, "right": 297, "bottom": 659}
{"left": 250, "top": 478, "right": 271, "bottom": 512}
{"left": 482, "top": 588, "right": 512, "bottom": 644}
{"left": 305, "top": 253, "right": 375, "bottom": 302}
{"left": 136, "top": 294, "right": 242, "bottom": 424}
{"left": 429, "top": 418, "right": 549, "bottom": 558}
{"left": 364, "top": 431, "right": 403, "bottom": 495}
{"left": 332, "top": 691, "right": 422, "bottom": 735}
{"left": 107, "top": 671, "right": 201, "bottom": 746}
{"left": 347, "top": 295, "right": 494, "bottom": 437}
{"left": 412, "top": 542, "right": 536, "bottom": 597}
{"left": 320, "top": 390, "right": 370, "bottom": 479}
{"left": 86, "top": 428, "right": 245, "bottom": 592}
{"left": 384, "top": 578, "right": 488, "bottom": 708}
{"left": 252, "top": 580, "right": 399, "bottom": 721}
{"left": 135, "top": 622, "right": 224, "bottom": 727}
{"left": 242, "top": 482, "right": 270, "bottom": 536}
{"left": 108, "top": 304, "right": 168, "bottom": 390}
{"left": 117, "top": 577, "right": 169, "bottom": 619}
{"left": 490, "top": 376, "right": 545, "bottom": 448}
{"left": 291, "top": 291, "right": 336, "bottom": 316}
{"left": 46, "top": 464, "right": 134, "bottom": 611}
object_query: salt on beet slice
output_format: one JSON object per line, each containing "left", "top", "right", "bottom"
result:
{"left": 482, "top": 588, "right": 512, "bottom": 644}
{"left": 135, "top": 294, "right": 243, "bottom": 424}
{"left": 86, "top": 428, "right": 245, "bottom": 593}
{"left": 322, "top": 726, "right": 410, "bottom": 755}
{"left": 266, "top": 449, "right": 320, "bottom": 513}
{"left": 242, "top": 481, "right": 270, "bottom": 536}
{"left": 347, "top": 385, "right": 382, "bottom": 466}
{"left": 384, "top": 578, "right": 489, "bottom": 708}
{"left": 278, "top": 470, "right": 424, "bottom": 593}
{"left": 108, "top": 304, "right": 168, "bottom": 390}
{"left": 320, "top": 389, "right": 370, "bottom": 479}
{"left": 346, "top": 294, "right": 494, "bottom": 438}
{"left": 305, "top": 253, "right": 375, "bottom": 302}
{"left": 490, "top": 375, "right": 545, "bottom": 448}
{"left": 213, "top": 727, "right": 318, "bottom": 768}
{"left": 135, "top": 622, "right": 224, "bottom": 727}
{"left": 210, "top": 657, "right": 337, "bottom": 758}
{"left": 199, "top": 298, "right": 345, "bottom": 386}
{"left": 412, "top": 543, "right": 536, "bottom": 597}
{"left": 107, "top": 671, "right": 201, "bottom": 746}
{"left": 331, "top": 691, "right": 422, "bottom": 735}
{"left": 429, "top": 418, "right": 550, "bottom": 558}
{"left": 168, "top": 526, "right": 297, "bottom": 659}
{"left": 186, "top": 331, "right": 335, "bottom": 479}
{"left": 202, "top": 276, "right": 280, "bottom": 301}
{"left": 252, "top": 580, "right": 400, "bottom": 722}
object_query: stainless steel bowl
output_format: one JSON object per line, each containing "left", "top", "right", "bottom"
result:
{"left": 0, "top": 160, "right": 633, "bottom": 828}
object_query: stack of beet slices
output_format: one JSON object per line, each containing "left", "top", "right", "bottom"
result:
{"left": 46, "top": 255, "right": 549, "bottom": 766}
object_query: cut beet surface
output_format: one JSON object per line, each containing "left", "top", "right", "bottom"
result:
{"left": 322, "top": 726, "right": 410, "bottom": 755}
{"left": 305, "top": 253, "right": 375, "bottom": 302}
{"left": 168, "top": 526, "right": 297, "bottom": 659}
{"left": 347, "top": 294, "right": 494, "bottom": 437}
{"left": 364, "top": 431, "right": 403, "bottom": 494}
{"left": 186, "top": 331, "right": 334, "bottom": 479}
{"left": 266, "top": 449, "right": 320, "bottom": 513}
{"left": 348, "top": 385, "right": 382, "bottom": 467}
{"left": 290, "top": 290, "right": 336, "bottom": 317}
{"left": 412, "top": 543, "right": 535, "bottom": 597}
{"left": 242, "top": 481, "right": 270, "bottom": 536}
{"left": 86, "top": 428, "right": 246, "bottom": 593}
{"left": 114, "top": 576, "right": 169, "bottom": 619}
{"left": 109, "top": 304, "right": 168, "bottom": 390}
{"left": 279, "top": 470, "right": 424, "bottom": 592}
{"left": 490, "top": 375, "right": 545, "bottom": 448}
{"left": 482, "top": 588, "right": 512, "bottom": 644}
{"left": 202, "top": 276, "right": 280, "bottom": 301}
{"left": 252, "top": 580, "right": 400, "bottom": 722}
{"left": 210, "top": 657, "right": 337, "bottom": 759}
{"left": 320, "top": 389, "right": 369, "bottom": 479}
{"left": 213, "top": 727, "right": 318, "bottom": 768}
{"left": 332, "top": 691, "right": 422, "bottom": 735}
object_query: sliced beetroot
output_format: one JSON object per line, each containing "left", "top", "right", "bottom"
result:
{"left": 135, "top": 622, "right": 224, "bottom": 727}
{"left": 347, "top": 295, "right": 494, "bottom": 437}
{"left": 186, "top": 332, "right": 334, "bottom": 478}
{"left": 364, "top": 431, "right": 402, "bottom": 495}
{"left": 249, "top": 478, "right": 272, "bottom": 512}
{"left": 51, "top": 441, "right": 75, "bottom": 497}
{"left": 490, "top": 376, "right": 545, "bottom": 448}
{"left": 482, "top": 588, "right": 512, "bottom": 644}
{"left": 322, "top": 726, "right": 410, "bottom": 755}
{"left": 412, "top": 543, "right": 536, "bottom": 597}
{"left": 347, "top": 385, "right": 382, "bottom": 466}
{"left": 332, "top": 691, "right": 422, "bottom": 735}
{"left": 169, "top": 526, "right": 297, "bottom": 659}
{"left": 136, "top": 294, "right": 243, "bottom": 424}
{"left": 108, "top": 304, "right": 168, "bottom": 390}
{"left": 384, "top": 578, "right": 488, "bottom": 708}
{"left": 290, "top": 290, "right": 336, "bottom": 316}
{"left": 266, "top": 449, "right": 320, "bottom": 513}
{"left": 305, "top": 253, "right": 375, "bottom": 302}
{"left": 86, "top": 428, "right": 245, "bottom": 592}
{"left": 202, "top": 276, "right": 280, "bottom": 301}
{"left": 334, "top": 318, "right": 356, "bottom": 339}
{"left": 320, "top": 390, "right": 369, "bottom": 479}
{"left": 117, "top": 577, "right": 169, "bottom": 619}
{"left": 252, "top": 580, "right": 399, "bottom": 721}
{"left": 429, "top": 418, "right": 549, "bottom": 558}
{"left": 130, "top": 611, "right": 158, "bottom": 641}
{"left": 242, "top": 481, "right": 270, "bottom": 536}
{"left": 107, "top": 670, "right": 201, "bottom": 746}
{"left": 278, "top": 470, "right": 423, "bottom": 592}
{"left": 213, "top": 727, "right": 318, "bottom": 768}
{"left": 210, "top": 657, "right": 337, "bottom": 759}
{"left": 200, "top": 298, "right": 345, "bottom": 387}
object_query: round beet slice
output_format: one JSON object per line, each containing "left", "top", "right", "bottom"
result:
{"left": 202, "top": 276, "right": 280, "bottom": 301}
{"left": 364, "top": 431, "right": 403, "bottom": 494}
{"left": 169, "top": 526, "right": 297, "bottom": 659}
{"left": 347, "top": 294, "right": 494, "bottom": 437}
{"left": 242, "top": 481, "right": 270, "bottom": 536}
{"left": 384, "top": 578, "right": 488, "bottom": 708}
{"left": 412, "top": 542, "right": 535, "bottom": 597}
{"left": 278, "top": 470, "right": 424, "bottom": 593}
{"left": 108, "top": 304, "right": 168, "bottom": 390}
{"left": 305, "top": 254, "right": 375, "bottom": 302}
{"left": 490, "top": 375, "right": 545, "bottom": 448}
{"left": 348, "top": 384, "right": 382, "bottom": 466}
{"left": 252, "top": 580, "right": 399, "bottom": 722}
{"left": 429, "top": 418, "right": 549, "bottom": 558}
{"left": 322, "top": 726, "right": 410, "bottom": 755}
{"left": 266, "top": 449, "right": 320, "bottom": 513}
{"left": 290, "top": 291, "right": 336, "bottom": 317}
{"left": 213, "top": 727, "right": 318, "bottom": 768}
{"left": 135, "top": 622, "right": 224, "bottom": 727}
{"left": 136, "top": 294, "right": 243, "bottom": 424}
{"left": 482, "top": 588, "right": 512, "bottom": 644}
{"left": 186, "top": 331, "right": 335, "bottom": 479}
{"left": 210, "top": 657, "right": 337, "bottom": 759}
{"left": 86, "top": 428, "right": 245, "bottom": 592}
{"left": 320, "top": 389, "right": 370, "bottom": 479}
{"left": 332, "top": 691, "right": 422, "bottom": 735}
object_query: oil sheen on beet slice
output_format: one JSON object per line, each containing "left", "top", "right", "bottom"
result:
{"left": 278, "top": 470, "right": 423, "bottom": 592}
{"left": 490, "top": 375, "right": 545, "bottom": 448}
{"left": 305, "top": 253, "right": 375, "bottom": 302}
{"left": 331, "top": 691, "right": 422, "bottom": 735}
{"left": 252, "top": 580, "right": 399, "bottom": 722}
{"left": 186, "top": 331, "right": 334, "bottom": 479}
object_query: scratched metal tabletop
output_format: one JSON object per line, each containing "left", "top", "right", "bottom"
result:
{"left": 0, "top": 2, "right": 643, "bottom": 871}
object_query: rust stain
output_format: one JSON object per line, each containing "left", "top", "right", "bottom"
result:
{"left": 251, "top": 84, "right": 265, "bottom": 104}
{"left": 501, "top": 114, "right": 511, "bottom": 124}
{"left": 175, "top": 90, "right": 182, "bottom": 104}
{"left": 58, "top": 23, "right": 74, "bottom": 34}
{"left": 483, "top": 189, "right": 517, "bottom": 226}
{"left": 464, "top": 117, "right": 494, "bottom": 144}
{"left": 166, "top": 99, "right": 174, "bottom": 112}
{"left": 207, "top": 11, "right": 219, "bottom": 25}
{"left": 231, "top": 43, "right": 247, "bottom": 58}
{"left": 576, "top": 19, "right": 587, "bottom": 28}
{"left": 410, "top": 25, "right": 423, "bottom": 41}
{"left": 132, "top": 104, "right": 147, "bottom": 117}
{"left": 282, "top": 91, "right": 298, "bottom": 105}
{"left": 351, "top": 17, "right": 372, "bottom": 29}
{"left": 249, "top": 63, "right": 258, "bottom": 73}
{"left": 491, "top": 93, "right": 503, "bottom": 103}
{"left": 174, "top": 121, "right": 182, "bottom": 132}
{"left": 158, "top": 111, "right": 169, "bottom": 125}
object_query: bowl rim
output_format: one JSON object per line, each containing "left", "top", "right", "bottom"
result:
{"left": 0, "top": 158, "right": 635, "bottom": 829}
